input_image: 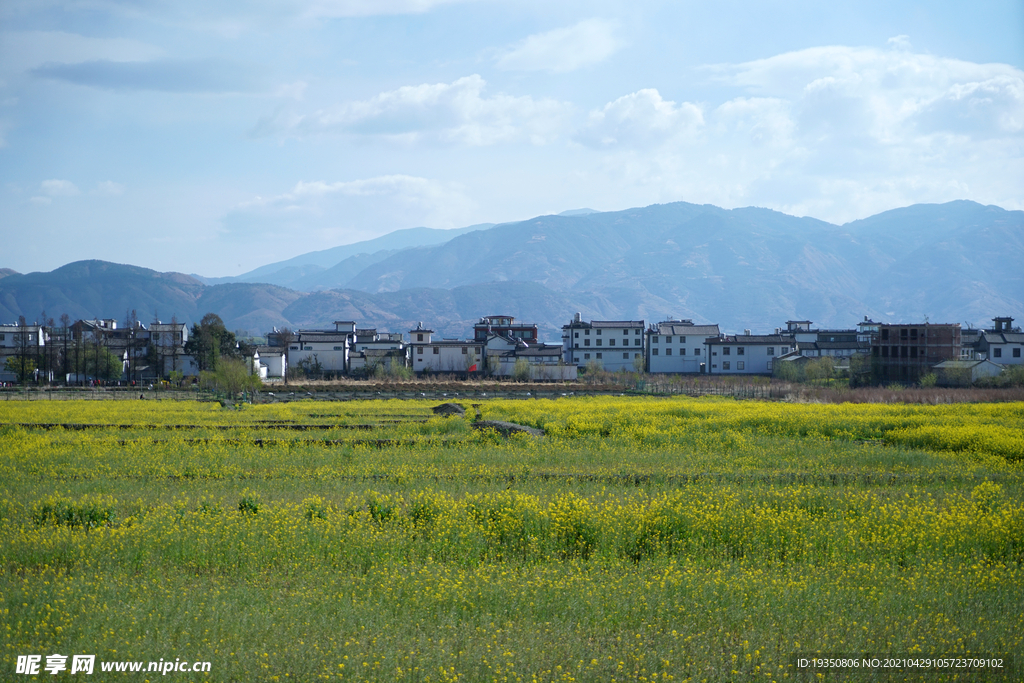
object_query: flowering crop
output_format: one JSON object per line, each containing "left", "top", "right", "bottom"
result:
{"left": 1, "top": 398, "right": 1021, "bottom": 681}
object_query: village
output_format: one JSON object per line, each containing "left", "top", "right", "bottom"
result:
{"left": 1, "top": 311, "right": 1021, "bottom": 387}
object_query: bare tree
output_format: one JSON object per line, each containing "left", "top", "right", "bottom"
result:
{"left": 60, "top": 314, "right": 71, "bottom": 385}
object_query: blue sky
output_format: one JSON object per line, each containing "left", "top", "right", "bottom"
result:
{"left": 1, "top": 0, "right": 1022, "bottom": 277}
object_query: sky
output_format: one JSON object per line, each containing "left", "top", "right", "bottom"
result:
{"left": 1, "top": 0, "right": 1022, "bottom": 278}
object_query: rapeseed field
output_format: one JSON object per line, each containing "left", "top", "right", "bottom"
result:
{"left": 1, "top": 397, "right": 1021, "bottom": 681}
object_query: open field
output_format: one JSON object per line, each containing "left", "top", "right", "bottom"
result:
{"left": 2, "top": 397, "right": 1022, "bottom": 681}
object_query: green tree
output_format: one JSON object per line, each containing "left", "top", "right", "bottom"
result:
{"left": 512, "top": 357, "right": 531, "bottom": 382}
{"left": 200, "top": 357, "right": 262, "bottom": 398}
{"left": 4, "top": 355, "right": 37, "bottom": 383}
{"left": 185, "top": 313, "right": 237, "bottom": 372}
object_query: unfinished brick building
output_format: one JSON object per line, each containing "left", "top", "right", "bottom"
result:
{"left": 870, "top": 323, "right": 961, "bottom": 382}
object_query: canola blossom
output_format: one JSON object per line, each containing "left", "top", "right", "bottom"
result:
{"left": 1, "top": 397, "right": 1021, "bottom": 681}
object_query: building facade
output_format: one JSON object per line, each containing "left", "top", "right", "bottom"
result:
{"left": 645, "top": 320, "right": 720, "bottom": 374}
{"left": 562, "top": 314, "right": 644, "bottom": 372}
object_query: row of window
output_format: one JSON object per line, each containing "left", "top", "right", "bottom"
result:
{"left": 650, "top": 336, "right": 687, "bottom": 343}
{"left": 719, "top": 361, "right": 745, "bottom": 370}
{"left": 574, "top": 329, "right": 640, "bottom": 336}
{"left": 651, "top": 348, "right": 702, "bottom": 356}
{"left": 993, "top": 347, "right": 1022, "bottom": 358}
{"left": 575, "top": 338, "right": 642, "bottom": 347}
{"left": 581, "top": 352, "right": 641, "bottom": 360}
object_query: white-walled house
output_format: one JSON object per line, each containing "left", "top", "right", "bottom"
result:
{"left": 486, "top": 334, "right": 576, "bottom": 381}
{"left": 347, "top": 329, "right": 407, "bottom": 373}
{"left": 289, "top": 321, "right": 355, "bottom": 375}
{"left": 705, "top": 334, "right": 796, "bottom": 375}
{"left": 408, "top": 324, "right": 483, "bottom": 375}
{"left": 257, "top": 347, "right": 287, "bottom": 379}
{"left": 645, "top": 320, "right": 720, "bottom": 374}
{"left": 562, "top": 314, "right": 644, "bottom": 372}
{"left": 977, "top": 317, "right": 1023, "bottom": 365}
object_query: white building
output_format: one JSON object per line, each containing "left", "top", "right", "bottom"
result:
{"left": 645, "top": 320, "right": 720, "bottom": 374}
{"left": 486, "top": 334, "right": 576, "bottom": 381}
{"left": 562, "top": 314, "right": 644, "bottom": 372}
{"left": 408, "top": 323, "right": 483, "bottom": 375}
{"left": 977, "top": 317, "right": 1024, "bottom": 365}
{"left": 256, "top": 347, "right": 287, "bottom": 379}
{"left": 347, "top": 329, "right": 407, "bottom": 373}
{"left": 289, "top": 321, "right": 355, "bottom": 375}
{"left": 784, "top": 320, "right": 868, "bottom": 359}
{"left": 705, "top": 333, "right": 796, "bottom": 375}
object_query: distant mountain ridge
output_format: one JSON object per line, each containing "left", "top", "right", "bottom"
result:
{"left": 2, "top": 200, "right": 1021, "bottom": 338}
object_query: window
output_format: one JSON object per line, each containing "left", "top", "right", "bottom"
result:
{"left": 333, "top": 346, "right": 343, "bottom": 351}
{"left": 290, "top": 345, "right": 298, "bottom": 350}
{"left": 652, "top": 336, "right": 659, "bottom": 344}
{"left": 694, "top": 349, "right": 700, "bottom": 355}
{"left": 417, "top": 333, "right": 424, "bottom": 341}
{"left": 585, "top": 339, "right": 590, "bottom": 347}
{"left": 584, "top": 353, "right": 590, "bottom": 359}
{"left": 910, "top": 347, "right": 917, "bottom": 358}
{"left": 1014, "top": 348, "right": 1021, "bottom": 358}
{"left": 723, "top": 361, "right": 730, "bottom": 370}
{"left": 596, "top": 353, "right": 602, "bottom": 359}
{"left": 417, "top": 347, "right": 423, "bottom": 355}
{"left": 737, "top": 347, "right": 744, "bottom": 356}
{"left": 901, "top": 347, "right": 908, "bottom": 358}
{"left": 666, "top": 348, "right": 672, "bottom": 355}
{"left": 634, "top": 353, "right": 640, "bottom": 358}
{"left": 574, "top": 332, "right": 579, "bottom": 338}
{"left": 723, "top": 347, "right": 731, "bottom": 356}
{"left": 882, "top": 347, "right": 889, "bottom": 357}
{"left": 901, "top": 328, "right": 908, "bottom": 339}
{"left": 623, "top": 353, "right": 629, "bottom": 359}
{"left": 881, "top": 329, "right": 889, "bottom": 341}
{"left": 653, "top": 348, "right": 659, "bottom": 355}
{"left": 623, "top": 329, "right": 629, "bottom": 335}
{"left": 635, "top": 329, "right": 640, "bottom": 335}
{"left": 304, "top": 346, "right": 313, "bottom": 351}
{"left": 910, "top": 329, "right": 918, "bottom": 340}
{"left": 574, "top": 343, "right": 579, "bottom": 349}
{"left": 462, "top": 347, "right": 468, "bottom": 354}
{"left": 994, "top": 348, "right": 1002, "bottom": 358}
{"left": 596, "top": 329, "right": 602, "bottom": 335}
{"left": 680, "top": 336, "right": 686, "bottom": 343}
{"left": 666, "top": 336, "right": 673, "bottom": 343}
{"left": 635, "top": 339, "right": 641, "bottom": 346}
{"left": 609, "top": 339, "right": 615, "bottom": 346}
{"left": 767, "top": 347, "right": 775, "bottom": 356}
{"left": 596, "top": 339, "right": 602, "bottom": 346}
{"left": 781, "top": 347, "right": 790, "bottom": 354}
{"left": 585, "top": 329, "right": 591, "bottom": 335}
{"left": 737, "top": 361, "right": 744, "bottom": 370}
{"left": 680, "top": 348, "right": 686, "bottom": 355}
{"left": 432, "top": 347, "right": 439, "bottom": 354}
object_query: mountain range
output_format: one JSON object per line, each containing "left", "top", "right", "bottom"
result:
{"left": 2, "top": 200, "right": 1021, "bottom": 339}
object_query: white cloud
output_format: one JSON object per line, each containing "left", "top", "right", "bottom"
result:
{"left": 578, "top": 89, "right": 704, "bottom": 147}
{"left": 496, "top": 19, "right": 622, "bottom": 73}
{"left": 580, "top": 44, "right": 1024, "bottom": 223}
{"left": 224, "top": 174, "right": 475, "bottom": 243}
{"left": 254, "top": 74, "right": 570, "bottom": 144}
{"left": 40, "top": 179, "right": 81, "bottom": 197}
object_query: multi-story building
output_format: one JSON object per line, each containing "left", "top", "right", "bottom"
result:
{"left": 289, "top": 321, "right": 355, "bottom": 375}
{"left": 645, "top": 319, "right": 720, "bottom": 374}
{"left": 705, "top": 333, "right": 796, "bottom": 375}
{"left": 408, "top": 323, "right": 483, "bottom": 375}
{"left": 976, "top": 317, "right": 1024, "bottom": 365}
{"left": 785, "top": 320, "right": 869, "bottom": 359}
{"left": 562, "top": 314, "right": 644, "bottom": 372}
{"left": 870, "top": 322, "right": 961, "bottom": 382}
{"left": 472, "top": 315, "right": 537, "bottom": 342}
{"left": 347, "top": 328, "right": 407, "bottom": 373}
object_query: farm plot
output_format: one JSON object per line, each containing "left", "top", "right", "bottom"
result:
{"left": 2, "top": 397, "right": 1022, "bottom": 682}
